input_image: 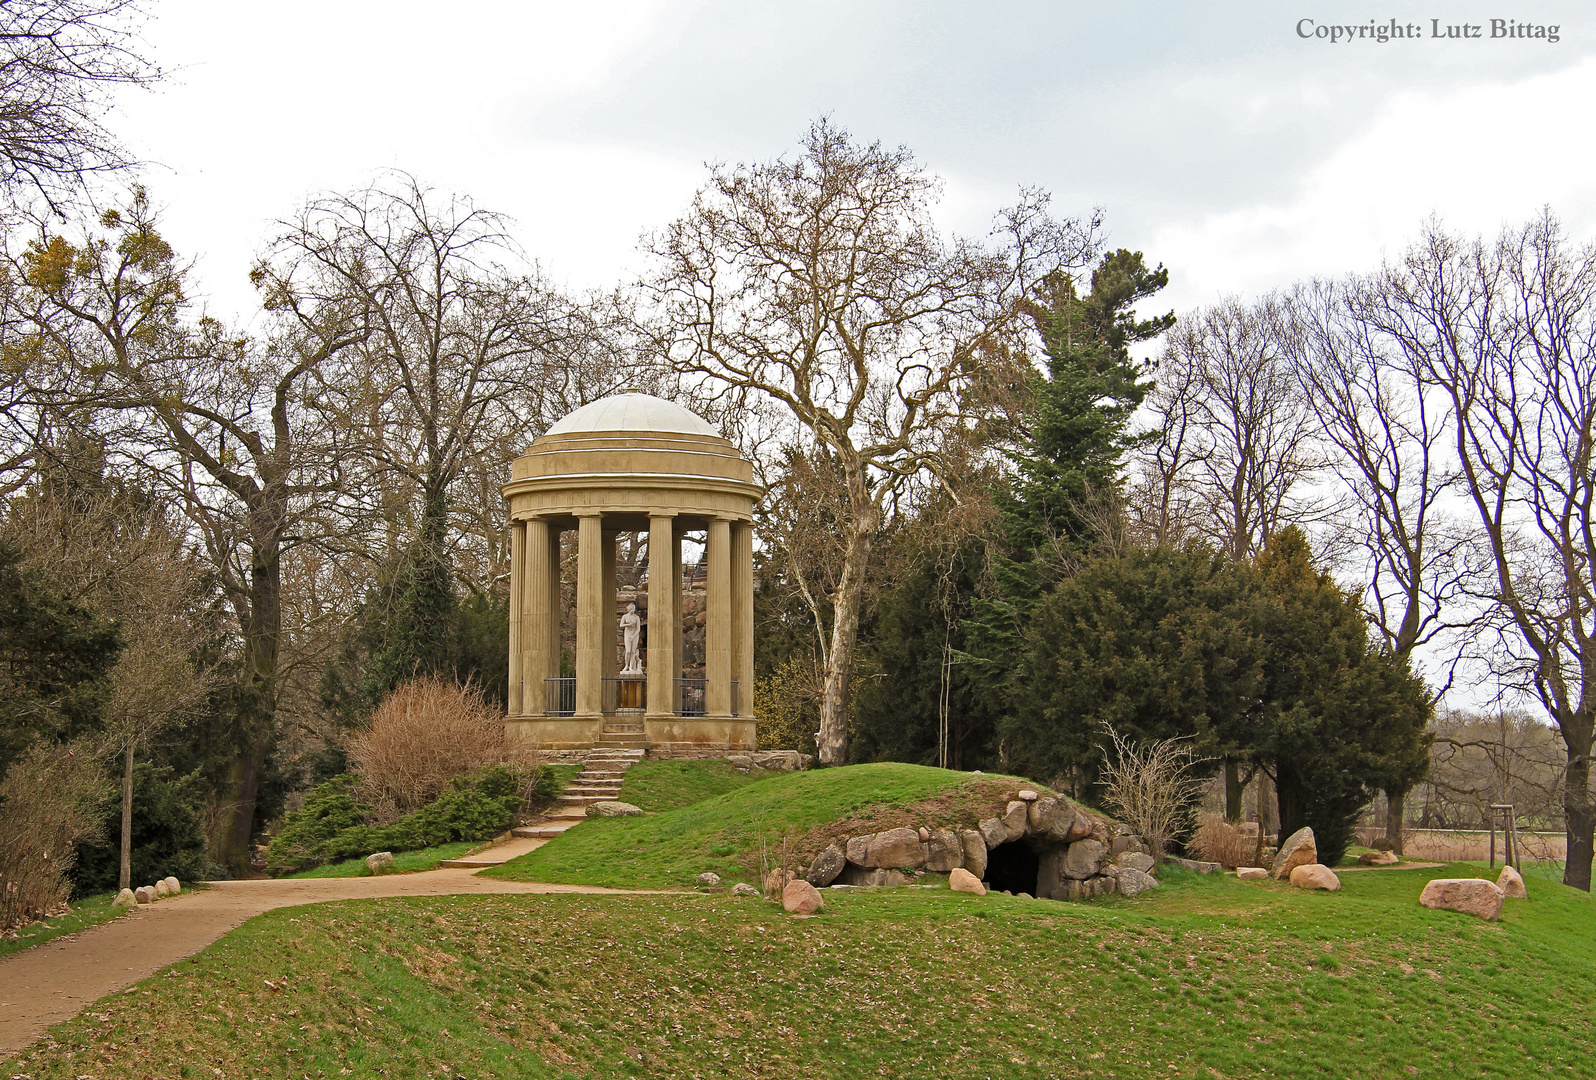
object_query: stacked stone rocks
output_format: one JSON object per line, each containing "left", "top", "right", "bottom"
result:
{"left": 802, "top": 788, "right": 1153, "bottom": 901}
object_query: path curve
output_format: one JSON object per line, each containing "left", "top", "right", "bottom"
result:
{"left": 0, "top": 869, "right": 680, "bottom": 1058}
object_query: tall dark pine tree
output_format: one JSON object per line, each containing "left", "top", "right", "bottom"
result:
{"left": 963, "top": 250, "right": 1173, "bottom": 702}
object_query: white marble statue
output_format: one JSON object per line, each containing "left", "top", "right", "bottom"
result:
{"left": 620, "top": 602, "right": 643, "bottom": 674}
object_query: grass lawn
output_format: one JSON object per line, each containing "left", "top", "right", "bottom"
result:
{"left": 286, "top": 841, "right": 482, "bottom": 878}
{"left": 484, "top": 762, "right": 1037, "bottom": 890}
{"left": 6, "top": 861, "right": 1593, "bottom": 1078}
{"left": 617, "top": 758, "right": 764, "bottom": 811}
{"left": 0, "top": 892, "right": 121, "bottom": 960}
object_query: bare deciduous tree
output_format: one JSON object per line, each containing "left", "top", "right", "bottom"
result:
{"left": 15, "top": 189, "right": 366, "bottom": 873}
{"left": 1368, "top": 213, "right": 1596, "bottom": 890}
{"left": 1283, "top": 277, "right": 1480, "bottom": 851}
{"left": 1098, "top": 726, "right": 1208, "bottom": 865}
{"left": 1140, "top": 296, "right": 1327, "bottom": 564}
{"left": 646, "top": 120, "right": 1098, "bottom": 765}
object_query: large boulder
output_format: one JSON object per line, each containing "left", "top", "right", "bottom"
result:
{"left": 154, "top": 879, "right": 171, "bottom": 898}
{"left": 845, "top": 834, "right": 873, "bottom": 865}
{"left": 1066, "top": 810, "right": 1096, "bottom": 843}
{"left": 587, "top": 800, "right": 644, "bottom": 817}
{"left": 960, "top": 830, "right": 988, "bottom": 880}
{"left": 806, "top": 843, "right": 847, "bottom": 887}
{"left": 865, "top": 827, "right": 926, "bottom": 869}
{"left": 781, "top": 880, "right": 824, "bottom": 915}
{"left": 1164, "top": 856, "right": 1219, "bottom": 874}
{"left": 949, "top": 867, "right": 986, "bottom": 895}
{"left": 925, "top": 828, "right": 964, "bottom": 872}
{"left": 1063, "top": 839, "right": 1107, "bottom": 880}
{"left": 134, "top": 886, "right": 155, "bottom": 905}
{"left": 1359, "top": 850, "right": 1399, "bottom": 865}
{"left": 365, "top": 851, "right": 396, "bottom": 875}
{"left": 977, "top": 818, "right": 1007, "bottom": 849}
{"left": 695, "top": 872, "right": 722, "bottom": 887}
{"left": 1270, "top": 827, "right": 1318, "bottom": 880}
{"left": 112, "top": 888, "right": 137, "bottom": 911}
{"left": 1288, "top": 864, "right": 1342, "bottom": 891}
{"left": 730, "top": 882, "right": 761, "bottom": 897}
{"left": 1112, "top": 851, "right": 1155, "bottom": 875}
{"left": 1117, "top": 867, "right": 1159, "bottom": 898}
{"left": 1236, "top": 867, "right": 1269, "bottom": 880}
{"left": 835, "top": 864, "right": 915, "bottom": 888}
{"left": 1000, "top": 801, "right": 1029, "bottom": 842}
{"left": 1420, "top": 878, "right": 1505, "bottom": 920}
{"left": 163, "top": 876, "right": 182, "bottom": 895}
{"left": 1497, "top": 865, "right": 1527, "bottom": 899}
{"left": 1027, "top": 797, "right": 1074, "bottom": 841}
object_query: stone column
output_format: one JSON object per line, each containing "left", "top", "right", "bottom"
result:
{"left": 507, "top": 520, "right": 525, "bottom": 715}
{"left": 671, "top": 526, "right": 684, "bottom": 712}
{"left": 524, "top": 518, "right": 557, "bottom": 713}
{"left": 647, "top": 513, "right": 677, "bottom": 718}
{"left": 706, "top": 517, "right": 732, "bottom": 716}
{"left": 575, "top": 512, "right": 604, "bottom": 718}
{"left": 731, "top": 521, "right": 754, "bottom": 718}
{"left": 601, "top": 530, "right": 619, "bottom": 712}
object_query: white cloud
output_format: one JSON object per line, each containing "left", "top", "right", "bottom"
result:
{"left": 1152, "top": 57, "right": 1596, "bottom": 309}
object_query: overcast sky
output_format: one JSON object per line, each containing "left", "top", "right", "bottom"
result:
{"left": 109, "top": 0, "right": 1593, "bottom": 326}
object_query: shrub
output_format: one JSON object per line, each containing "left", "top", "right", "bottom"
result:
{"left": 1187, "top": 812, "right": 1257, "bottom": 868}
{"left": 1097, "top": 726, "right": 1208, "bottom": 864}
{"left": 265, "top": 765, "right": 537, "bottom": 875}
{"left": 263, "top": 774, "right": 372, "bottom": 875}
{"left": 73, "top": 762, "right": 209, "bottom": 895}
{"left": 348, "top": 677, "right": 506, "bottom": 820}
{"left": 0, "top": 741, "right": 104, "bottom": 931}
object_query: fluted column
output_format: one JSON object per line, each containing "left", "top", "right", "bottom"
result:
{"left": 523, "top": 518, "right": 556, "bottom": 714}
{"left": 706, "top": 517, "right": 732, "bottom": 716}
{"left": 575, "top": 512, "right": 604, "bottom": 717}
{"left": 671, "top": 527, "right": 684, "bottom": 711}
{"left": 731, "top": 521, "right": 754, "bottom": 718}
{"left": 507, "top": 516, "right": 526, "bottom": 711}
{"left": 647, "top": 514, "right": 677, "bottom": 718}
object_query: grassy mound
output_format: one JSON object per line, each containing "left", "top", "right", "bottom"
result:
{"left": 616, "top": 759, "right": 764, "bottom": 811}
{"left": 8, "top": 863, "right": 1593, "bottom": 1078}
{"left": 484, "top": 762, "right": 1042, "bottom": 890}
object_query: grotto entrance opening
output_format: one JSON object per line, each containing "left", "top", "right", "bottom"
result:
{"left": 984, "top": 840, "right": 1041, "bottom": 895}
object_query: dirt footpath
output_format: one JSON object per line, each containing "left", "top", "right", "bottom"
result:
{"left": 0, "top": 869, "right": 677, "bottom": 1058}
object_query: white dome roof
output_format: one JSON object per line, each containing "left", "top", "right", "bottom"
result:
{"left": 544, "top": 390, "right": 719, "bottom": 438}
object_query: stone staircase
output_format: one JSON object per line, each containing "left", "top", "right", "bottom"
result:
{"left": 511, "top": 748, "right": 646, "bottom": 840}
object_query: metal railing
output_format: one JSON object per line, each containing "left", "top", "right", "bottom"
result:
{"left": 544, "top": 677, "right": 575, "bottom": 716}
{"left": 604, "top": 676, "right": 647, "bottom": 714}
{"left": 675, "top": 677, "right": 706, "bottom": 717}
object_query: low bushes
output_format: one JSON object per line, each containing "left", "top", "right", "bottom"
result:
{"left": 0, "top": 741, "right": 104, "bottom": 931}
{"left": 264, "top": 764, "right": 550, "bottom": 876}
{"left": 348, "top": 677, "right": 507, "bottom": 821}
{"left": 1188, "top": 812, "right": 1258, "bottom": 868}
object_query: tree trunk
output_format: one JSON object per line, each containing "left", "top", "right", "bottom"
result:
{"left": 1273, "top": 760, "right": 1306, "bottom": 840}
{"left": 119, "top": 741, "right": 134, "bottom": 891}
{"left": 1384, "top": 787, "right": 1406, "bottom": 855}
{"left": 1224, "top": 758, "right": 1245, "bottom": 822}
{"left": 217, "top": 526, "right": 282, "bottom": 877}
{"left": 1562, "top": 714, "right": 1594, "bottom": 892}
{"left": 817, "top": 523, "right": 876, "bottom": 766}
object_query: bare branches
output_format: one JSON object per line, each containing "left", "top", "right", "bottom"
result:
{"left": 0, "top": 0, "right": 160, "bottom": 215}
{"left": 646, "top": 120, "right": 1099, "bottom": 763}
{"left": 1098, "top": 726, "right": 1209, "bottom": 864}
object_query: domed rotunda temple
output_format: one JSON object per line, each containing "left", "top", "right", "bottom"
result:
{"left": 501, "top": 390, "right": 760, "bottom": 752}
